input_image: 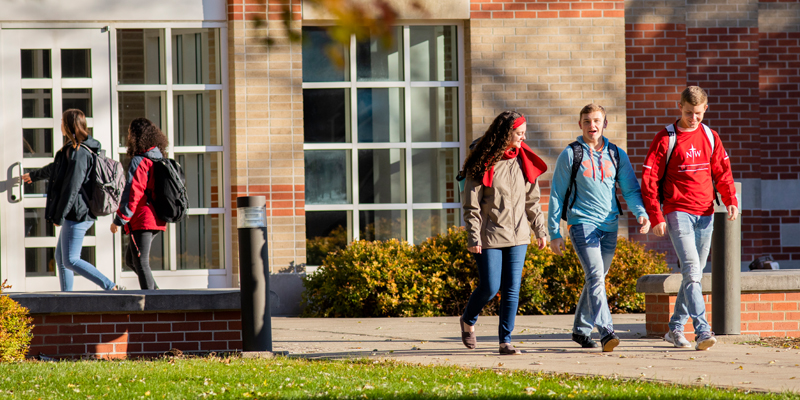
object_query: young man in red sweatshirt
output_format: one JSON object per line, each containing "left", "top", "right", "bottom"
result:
{"left": 641, "top": 86, "right": 739, "bottom": 351}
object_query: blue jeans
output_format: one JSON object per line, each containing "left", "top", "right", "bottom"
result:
{"left": 462, "top": 244, "right": 527, "bottom": 344}
{"left": 56, "top": 220, "right": 115, "bottom": 291}
{"left": 665, "top": 211, "right": 714, "bottom": 334}
{"left": 570, "top": 224, "right": 617, "bottom": 338}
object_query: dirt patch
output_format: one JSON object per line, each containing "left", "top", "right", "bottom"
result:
{"left": 742, "top": 337, "right": 800, "bottom": 349}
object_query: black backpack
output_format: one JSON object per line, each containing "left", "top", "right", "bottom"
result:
{"left": 561, "top": 141, "right": 623, "bottom": 221}
{"left": 145, "top": 157, "right": 189, "bottom": 223}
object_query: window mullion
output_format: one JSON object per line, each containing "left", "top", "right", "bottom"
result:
{"left": 403, "top": 25, "right": 413, "bottom": 244}
{"left": 164, "top": 27, "right": 178, "bottom": 271}
{"left": 349, "top": 33, "right": 360, "bottom": 242}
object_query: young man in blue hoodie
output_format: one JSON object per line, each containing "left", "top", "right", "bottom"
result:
{"left": 547, "top": 104, "right": 651, "bottom": 352}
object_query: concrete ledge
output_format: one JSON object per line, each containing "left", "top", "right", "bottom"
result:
{"left": 9, "top": 290, "right": 240, "bottom": 314}
{"left": 636, "top": 270, "right": 800, "bottom": 294}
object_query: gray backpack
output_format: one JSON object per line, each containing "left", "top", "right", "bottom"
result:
{"left": 81, "top": 144, "right": 126, "bottom": 217}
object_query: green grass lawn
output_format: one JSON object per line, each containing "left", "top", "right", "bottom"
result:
{"left": 0, "top": 356, "right": 796, "bottom": 399}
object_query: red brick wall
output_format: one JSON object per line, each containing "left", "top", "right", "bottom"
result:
{"left": 29, "top": 311, "right": 242, "bottom": 359}
{"left": 644, "top": 292, "right": 800, "bottom": 339}
{"left": 470, "top": 0, "right": 624, "bottom": 19}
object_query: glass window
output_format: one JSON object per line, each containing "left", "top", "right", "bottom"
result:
{"left": 25, "top": 208, "right": 54, "bottom": 237}
{"left": 117, "top": 29, "right": 164, "bottom": 84}
{"left": 302, "top": 27, "right": 349, "bottom": 82}
{"left": 305, "top": 211, "right": 350, "bottom": 265}
{"left": 25, "top": 248, "right": 55, "bottom": 276}
{"left": 303, "top": 89, "right": 349, "bottom": 143}
{"left": 61, "top": 49, "right": 91, "bottom": 78}
{"left": 411, "top": 87, "right": 458, "bottom": 142}
{"left": 357, "top": 88, "right": 404, "bottom": 143}
{"left": 176, "top": 153, "right": 224, "bottom": 209}
{"left": 303, "top": 25, "right": 461, "bottom": 253}
{"left": 177, "top": 214, "right": 224, "bottom": 269}
{"left": 23, "top": 129, "right": 53, "bottom": 158}
{"left": 358, "top": 149, "right": 405, "bottom": 204}
{"left": 21, "top": 49, "right": 51, "bottom": 79}
{"left": 172, "top": 28, "right": 220, "bottom": 85}
{"left": 305, "top": 151, "right": 350, "bottom": 205}
{"left": 62, "top": 88, "right": 92, "bottom": 117}
{"left": 118, "top": 91, "right": 165, "bottom": 146}
{"left": 410, "top": 26, "right": 457, "bottom": 81}
{"left": 22, "top": 89, "right": 52, "bottom": 118}
{"left": 23, "top": 168, "right": 47, "bottom": 195}
{"left": 173, "top": 91, "right": 222, "bottom": 146}
{"left": 356, "top": 27, "right": 403, "bottom": 81}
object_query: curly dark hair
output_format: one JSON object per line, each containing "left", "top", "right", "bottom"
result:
{"left": 462, "top": 110, "right": 524, "bottom": 180}
{"left": 126, "top": 118, "right": 168, "bottom": 158}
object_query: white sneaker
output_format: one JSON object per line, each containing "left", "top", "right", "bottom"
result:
{"left": 664, "top": 330, "right": 692, "bottom": 348}
{"left": 695, "top": 331, "right": 717, "bottom": 351}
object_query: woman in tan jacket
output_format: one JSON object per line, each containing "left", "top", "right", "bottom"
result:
{"left": 459, "top": 110, "right": 548, "bottom": 355}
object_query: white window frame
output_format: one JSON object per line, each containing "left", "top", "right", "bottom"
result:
{"left": 109, "top": 22, "right": 232, "bottom": 286}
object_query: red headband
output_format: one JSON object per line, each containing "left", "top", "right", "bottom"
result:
{"left": 512, "top": 115, "right": 526, "bottom": 129}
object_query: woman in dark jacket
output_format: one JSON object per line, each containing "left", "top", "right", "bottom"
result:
{"left": 110, "top": 118, "right": 168, "bottom": 290}
{"left": 22, "top": 109, "right": 122, "bottom": 291}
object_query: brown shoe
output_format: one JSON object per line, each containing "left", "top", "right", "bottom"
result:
{"left": 499, "top": 343, "right": 521, "bottom": 355}
{"left": 460, "top": 317, "right": 476, "bottom": 349}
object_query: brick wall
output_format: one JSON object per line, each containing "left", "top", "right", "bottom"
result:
{"left": 468, "top": 0, "right": 626, "bottom": 210}
{"left": 644, "top": 292, "right": 800, "bottom": 339}
{"left": 29, "top": 311, "right": 242, "bottom": 359}
{"left": 228, "top": 0, "right": 305, "bottom": 275}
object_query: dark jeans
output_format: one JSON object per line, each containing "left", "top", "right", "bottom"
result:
{"left": 126, "top": 230, "right": 161, "bottom": 290}
{"left": 461, "top": 244, "right": 527, "bottom": 344}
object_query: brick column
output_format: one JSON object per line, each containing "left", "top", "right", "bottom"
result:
{"left": 228, "top": 0, "right": 306, "bottom": 276}
{"left": 468, "top": 0, "right": 626, "bottom": 214}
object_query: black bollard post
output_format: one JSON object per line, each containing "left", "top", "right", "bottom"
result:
{"left": 237, "top": 196, "right": 271, "bottom": 352}
{"left": 711, "top": 182, "right": 742, "bottom": 335}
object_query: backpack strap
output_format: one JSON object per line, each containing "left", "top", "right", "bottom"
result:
{"left": 658, "top": 123, "right": 678, "bottom": 204}
{"left": 701, "top": 123, "right": 721, "bottom": 206}
{"left": 607, "top": 143, "right": 623, "bottom": 216}
{"left": 561, "top": 141, "right": 583, "bottom": 222}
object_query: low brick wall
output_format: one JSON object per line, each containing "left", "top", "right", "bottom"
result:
{"left": 10, "top": 290, "right": 243, "bottom": 359}
{"left": 637, "top": 271, "right": 800, "bottom": 339}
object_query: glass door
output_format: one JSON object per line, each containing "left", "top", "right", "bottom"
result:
{"left": 0, "top": 29, "right": 114, "bottom": 292}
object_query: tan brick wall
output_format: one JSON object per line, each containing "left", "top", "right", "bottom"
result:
{"left": 759, "top": 1, "right": 800, "bottom": 33}
{"left": 228, "top": 0, "right": 305, "bottom": 276}
{"left": 467, "top": 17, "right": 627, "bottom": 210}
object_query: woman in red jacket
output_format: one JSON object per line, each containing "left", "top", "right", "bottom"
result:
{"left": 110, "top": 118, "right": 168, "bottom": 290}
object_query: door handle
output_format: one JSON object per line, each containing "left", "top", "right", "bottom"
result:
{"left": 10, "top": 162, "right": 22, "bottom": 203}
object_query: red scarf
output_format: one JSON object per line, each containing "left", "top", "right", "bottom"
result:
{"left": 482, "top": 142, "right": 547, "bottom": 187}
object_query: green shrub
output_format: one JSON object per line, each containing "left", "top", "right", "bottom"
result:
{"left": 0, "top": 281, "right": 33, "bottom": 362}
{"left": 301, "top": 227, "right": 669, "bottom": 317}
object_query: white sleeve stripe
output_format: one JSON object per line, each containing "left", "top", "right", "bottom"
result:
{"left": 643, "top": 165, "right": 652, "bottom": 169}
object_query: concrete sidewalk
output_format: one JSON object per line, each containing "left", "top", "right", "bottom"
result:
{"left": 271, "top": 314, "right": 800, "bottom": 394}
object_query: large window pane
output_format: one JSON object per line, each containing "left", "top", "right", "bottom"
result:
{"left": 358, "top": 149, "right": 405, "bottom": 204}
{"left": 306, "top": 211, "right": 350, "bottom": 265}
{"left": 303, "top": 89, "right": 349, "bottom": 143}
{"left": 305, "top": 151, "right": 350, "bottom": 205}
{"left": 21, "top": 49, "right": 51, "bottom": 79}
{"left": 172, "top": 28, "right": 220, "bottom": 85}
{"left": 410, "top": 26, "right": 457, "bottom": 82}
{"left": 23, "top": 129, "right": 53, "bottom": 158}
{"left": 173, "top": 90, "right": 222, "bottom": 146}
{"left": 302, "top": 27, "right": 349, "bottom": 82}
{"left": 413, "top": 209, "right": 458, "bottom": 245}
{"left": 359, "top": 210, "right": 405, "bottom": 241}
{"left": 25, "top": 248, "right": 55, "bottom": 276}
{"left": 176, "top": 152, "right": 224, "bottom": 209}
{"left": 61, "top": 49, "right": 91, "bottom": 78}
{"left": 62, "top": 88, "right": 92, "bottom": 117}
{"left": 356, "top": 27, "right": 403, "bottom": 81}
{"left": 117, "top": 29, "right": 164, "bottom": 84}
{"left": 411, "top": 87, "right": 457, "bottom": 142}
{"left": 22, "top": 89, "right": 52, "bottom": 118}
{"left": 25, "top": 208, "right": 54, "bottom": 237}
{"left": 412, "top": 148, "right": 459, "bottom": 203}
{"left": 177, "top": 214, "right": 224, "bottom": 270}
{"left": 122, "top": 232, "right": 165, "bottom": 271}
{"left": 23, "top": 168, "right": 47, "bottom": 196}
{"left": 118, "top": 91, "right": 165, "bottom": 146}
{"left": 357, "top": 88, "right": 404, "bottom": 143}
